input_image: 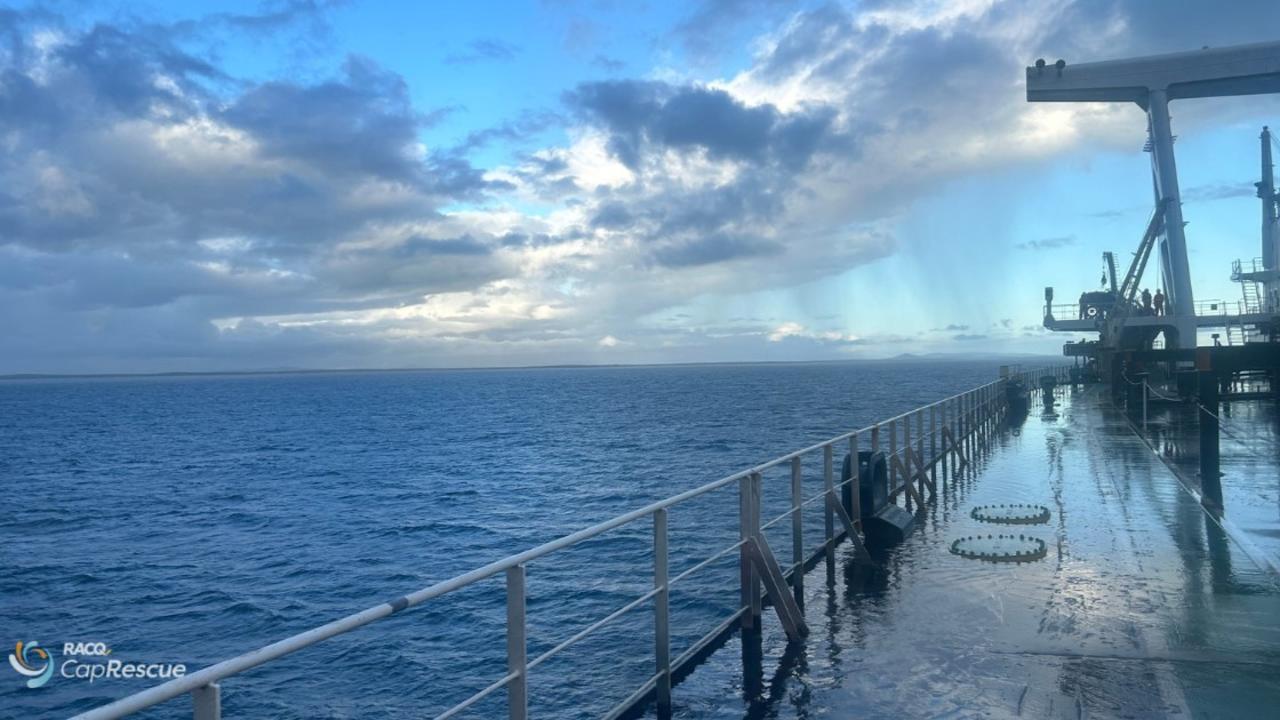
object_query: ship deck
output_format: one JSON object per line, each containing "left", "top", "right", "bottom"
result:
{"left": 651, "top": 384, "right": 1280, "bottom": 719}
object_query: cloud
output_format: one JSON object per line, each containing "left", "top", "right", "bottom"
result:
{"left": 652, "top": 234, "right": 782, "bottom": 268}
{"left": 219, "top": 55, "right": 435, "bottom": 185}
{"left": 671, "top": 0, "right": 794, "bottom": 60}
{"left": 592, "top": 55, "right": 625, "bottom": 72}
{"left": 767, "top": 321, "right": 806, "bottom": 342}
{"left": 565, "top": 80, "right": 842, "bottom": 168}
{"left": 0, "top": 10, "right": 509, "bottom": 333}
{"left": 1182, "top": 181, "right": 1257, "bottom": 203}
{"left": 1016, "top": 235, "right": 1077, "bottom": 251}
{"left": 445, "top": 38, "right": 520, "bottom": 65}
{"left": 6, "top": 1, "right": 1280, "bottom": 372}
{"left": 456, "top": 110, "right": 565, "bottom": 153}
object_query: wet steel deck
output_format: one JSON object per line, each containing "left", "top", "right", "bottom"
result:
{"left": 652, "top": 385, "right": 1280, "bottom": 719}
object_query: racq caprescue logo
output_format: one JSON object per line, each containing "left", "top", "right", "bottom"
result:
{"left": 9, "top": 640, "right": 54, "bottom": 689}
{"left": 9, "top": 640, "right": 186, "bottom": 688}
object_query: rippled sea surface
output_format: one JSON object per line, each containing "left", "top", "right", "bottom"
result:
{"left": 1, "top": 360, "right": 1001, "bottom": 718}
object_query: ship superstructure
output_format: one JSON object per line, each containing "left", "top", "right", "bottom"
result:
{"left": 1035, "top": 42, "right": 1280, "bottom": 374}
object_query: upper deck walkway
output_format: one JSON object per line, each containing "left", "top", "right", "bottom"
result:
{"left": 657, "top": 385, "right": 1280, "bottom": 718}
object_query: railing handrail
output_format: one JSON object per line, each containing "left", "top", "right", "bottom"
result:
{"left": 69, "top": 365, "right": 1067, "bottom": 720}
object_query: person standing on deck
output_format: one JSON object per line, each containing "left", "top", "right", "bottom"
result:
{"left": 1153, "top": 288, "right": 1165, "bottom": 316}
{"left": 1141, "top": 288, "right": 1153, "bottom": 314}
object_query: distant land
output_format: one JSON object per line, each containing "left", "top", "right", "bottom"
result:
{"left": 0, "top": 353, "right": 1062, "bottom": 381}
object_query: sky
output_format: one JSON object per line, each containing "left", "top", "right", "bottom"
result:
{"left": 2, "top": 0, "right": 1280, "bottom": 374}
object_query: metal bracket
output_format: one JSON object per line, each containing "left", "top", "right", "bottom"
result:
{"left": 824, "top": 491, "right": 872, "bottom": 563}
{"left": 891, "top": 454, "right": 925, "bottom": 506}
{"left": 907, "top": 449, "right": 937, "bottom": 497}
{"left": 744, "top": 535, "right": 809, "bottom": 642}
{"left": 942, "top": 427, "right": 969, "bottom": 469}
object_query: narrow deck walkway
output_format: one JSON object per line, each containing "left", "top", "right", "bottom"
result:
{"left": 653, "top": 385, "right": 1280, "bottom": 719}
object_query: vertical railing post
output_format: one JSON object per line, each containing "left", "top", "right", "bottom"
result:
{"left": 966, "top": 393, "right": 973, "bottom": 458}
{"left": 822, "top": 445, "right": 834, "bottom": 563}
{"left": 849, "top": 433, "right": 861, "bottom": 525}
{"left": 966, "top": 391, "right": 972, "bottom": 450}
{"left": 902, "top": 416, "right": 912, "bottom": 499}
{"left": 790, "top": 456, "right": 803, "bottom": 595}
{"left": 915, "top": 409, "right": 924, "bottom": 498}
{"left": 929, "top": 404, "right": 938, "bottom": 488}
{"left": 966, "top": 393, "right": 973, "bottom": 457}
{"left": 947, "top": 394, "right": 957, "bottom": 479}
{"left": 982, "top": 386, "right": 989, "bottom": 438}
{"left": 977, "top": 388, "right": 983, "bottom": 447}
{"left": 889, "top": 419, "right": 900, "bottom": 507}
{"left": 980, "top": 386, "right": 987, "bottom": 444}
{"left": 740, "top": 473, "right": 761, "bottom": 628}
{"left": 506, "top": 565, "right": 528, "bottom": 720}
{"left": 974, "top": 390, "right": 980, "bottom": 452}
{"left": 192, "top": 683, "right": 220, "bottom": 720}
{"left": 653, "top": 509, "right": 672, "bottom": 714}
{"left": 944, "top": 400, "right": 952, "bottom": 479}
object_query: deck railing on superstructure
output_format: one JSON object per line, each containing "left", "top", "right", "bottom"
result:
{"left": 70, "top": 366, "right": 1069, "bottom": 720}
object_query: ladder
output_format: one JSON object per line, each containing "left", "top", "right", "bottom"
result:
{"left": 1225, "top": 319, "right": 1244, "bottom": 346}
{"left": 1241, "top": 280, "right": 1263, "bottom": 314}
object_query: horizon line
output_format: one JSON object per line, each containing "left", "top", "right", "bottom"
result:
{"left": 0, "top": 352, "right": 1062, "bottom": 381}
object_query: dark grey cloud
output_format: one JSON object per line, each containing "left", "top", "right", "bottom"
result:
{"left": 1016, "top": 235, "right": 1077, "bottom": 251}
{"left": 672, "top": 0, "right": 791, "bottom": 61}
{"left": 1182, "top": 181, "right": 1257, "bottom": 203}
{"left": 1037, "top": 0, "right": 1280, "bottom": 59}
{"left": 318, "top": 234, "right": 509, "bottom": 297}
{"left": 0, "top": 8, "right": 511, "bottom": 331}
{"left": 750, "top": 3, "right": 862, "bottom": 84}
{"left": 0, "top": 10, "right": 218, "bottom": 140}
{"left": 445, "top": 38, "right": 520, "bottom": 65}
{"left": 1087, "top": 208, "right": 1131, "bottom": 220}
{"left": 590, "top": 202, "right": 634, "bottom": 230}
{"left": 565, "top": 80, "right": 842, "bottom": 169}
{"left": 220, "top": 55, "right": 431, "bottom": 184}
{"left": 592, "top": 54, "right": 625, "bottom": 72}
{"left": 457, "top": 109, "right": 565, "bottom": 153}
{"left": 190, "top": 0, "right": 332, "bottom": 36}
{"left": 651, "top": 234, "right": 783, "bottom": 268}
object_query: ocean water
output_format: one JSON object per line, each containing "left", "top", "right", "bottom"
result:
{"left": 1, "top": 360, "right": 1001, "bottom": 719}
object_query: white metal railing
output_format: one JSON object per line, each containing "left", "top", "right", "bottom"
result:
{"left": 69, "top": 366, "right": 1069, "bottom": 720}
{"left": 1195, "top": 299, "right": 1261, "bottom": 317}
{"left": 1045, "top": 302, "right": 1102, "bottom": 321}
{"left": 1231, "top": 257, "right": 1265, "bottom": 280}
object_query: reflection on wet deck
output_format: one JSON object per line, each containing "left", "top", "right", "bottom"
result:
{"left": 652, "top": 385, "right": 1280, "bottom": 719}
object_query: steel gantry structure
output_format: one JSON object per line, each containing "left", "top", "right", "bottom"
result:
{"left": 1029, "top": 41, "right": 1280, "bottom": 351}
